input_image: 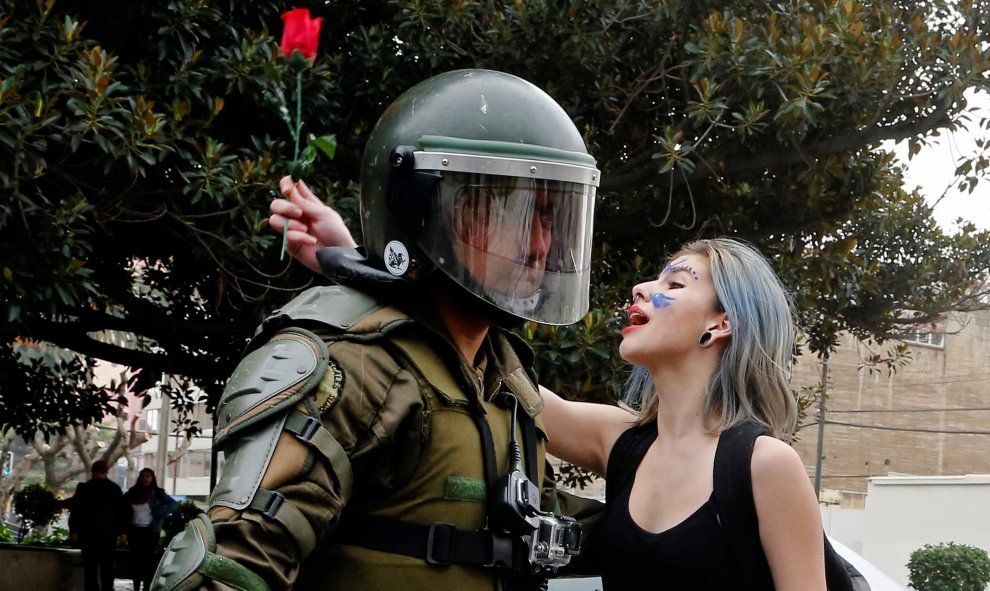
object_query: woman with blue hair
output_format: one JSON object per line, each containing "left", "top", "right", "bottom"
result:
{"left": 270, "top": 180, "right": 828, "bottom": 589}
{"left": 537, "top": 237, "right": 824, "bottom": 589}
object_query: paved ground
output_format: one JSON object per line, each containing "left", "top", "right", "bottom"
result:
{"left": 113, "top": 581, "right": 135, "bottom": 591}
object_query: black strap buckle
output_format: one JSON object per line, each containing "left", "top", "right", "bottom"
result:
{"left": 425, "top": 522, "right": 456, "bottom": 565}
{"left": 262, "top": 491, "right": 286, "bottom": 519}
{"left": 297, "top": 414, "right": 321, "bottom": 442}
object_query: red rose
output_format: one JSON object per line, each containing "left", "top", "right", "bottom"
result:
{"left": 280, "top": 8, "right": 323, "bottom": 61}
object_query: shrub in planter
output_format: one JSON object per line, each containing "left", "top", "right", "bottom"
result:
{"left": 907, "top": 542, "right": 990, "bottom": 591}
{"left": 0, "top": 523, "right": 14, "bottom": 543}
{"left": 21, "top": 526, "right": 70, "bottom": 547}
{"left": 12, "top": 484, "right": 63, "bottom": 542}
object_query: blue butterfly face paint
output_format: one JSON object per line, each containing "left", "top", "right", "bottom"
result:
{"left": 650, "top": 292, "right": 676, "bottom": 309}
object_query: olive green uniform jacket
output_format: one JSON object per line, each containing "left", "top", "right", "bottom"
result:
{"left": 207, "top": 285, "right": 573, "bottom": 591}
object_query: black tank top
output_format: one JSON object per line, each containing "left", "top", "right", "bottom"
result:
{"left": 598, "top": 424, "right": 738, "bottom": 590}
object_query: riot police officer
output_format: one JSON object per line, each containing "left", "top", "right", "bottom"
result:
{"left": 151, "top": 69, "right": 600, "bottom": 591}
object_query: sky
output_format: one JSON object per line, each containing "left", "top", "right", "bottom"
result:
{"left": 887, "top": 90, "right": 990, "bottom": 232}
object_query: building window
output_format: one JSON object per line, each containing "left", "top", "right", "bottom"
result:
{"left": 146, "top": 409, "right": 159, "bottom": 432}
{"left": 905, "top": 327, "right": 945, "bottom": 348}
{"left": 179, "top": 450, "right": 212, "bottom": 479}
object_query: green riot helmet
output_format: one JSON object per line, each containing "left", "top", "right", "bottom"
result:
{"left": 360, "top": 69, "right": 599, "bottom": 326}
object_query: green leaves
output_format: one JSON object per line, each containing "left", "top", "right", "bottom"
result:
{"left": 308, "top": 133, "right": 337, "bottom": 160}
{"left": 0, "top": 343, "right": 117, "bottom": 439}
{"left": 288, "top": 133, "right": 338, "bottom": 183}
{"left": 523, "top": 308, "right": 626, "bottom": 405}
{"left": 652, "top": 127, "right": 695, "bottom": 175}
{"left": 1, "top": 0, "right": 988, "bottom": 436}
{"left": 908, "top": 542, "right": 990, "bottom": 591}
{"left": 12, "top": 484, "right": 63, "bottom": 536}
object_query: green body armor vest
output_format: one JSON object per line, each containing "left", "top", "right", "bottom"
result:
{"left": 290, "top": 287, "right": 550, "bottom": 591}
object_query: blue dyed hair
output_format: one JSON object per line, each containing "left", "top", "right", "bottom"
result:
{"left": 624, "top": 238, "right": 798, "bottom": 439}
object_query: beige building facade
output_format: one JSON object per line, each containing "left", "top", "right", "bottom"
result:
{"left": 791, "top": 308, "right": 990, "bottom": 495}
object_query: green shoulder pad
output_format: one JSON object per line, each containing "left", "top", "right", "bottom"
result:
{"left": 255, "top": 285, "right": 382, "bottom": 338}
{"left": 214, "top": 327, "right": 327, "bottom": 447}
{"left": 251, "top": 285, "right": 415, "bottom": 352}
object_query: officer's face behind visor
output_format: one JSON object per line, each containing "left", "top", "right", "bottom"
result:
{"left": 418, "top": 171, "right": 596, "bottom": 325}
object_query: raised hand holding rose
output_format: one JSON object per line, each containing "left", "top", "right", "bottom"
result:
{"left": 277, "top": 8, "right": 336, "bottom": 260}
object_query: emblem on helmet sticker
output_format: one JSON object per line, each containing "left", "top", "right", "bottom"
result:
{"left": 384, "top": 240, "right": 410, "bottom": 276}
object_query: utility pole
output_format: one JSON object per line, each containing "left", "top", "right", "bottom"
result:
{"left": 813, "top": 353, "right": 830, "bottom": 498}
{"left": 209, "top": 413, "right": 219, "bottom": 493}
{"left": 172, "top": 430, "right": 180, "bottom": 495}
{"left": 156, "top": 374, "right": 170, "bottom": 491}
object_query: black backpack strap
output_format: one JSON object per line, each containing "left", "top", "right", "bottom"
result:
{"left": 712, "top": 422, "right": 775, "bottom": 590}
{"left": 825, "top": 536, "right": 859, "bottom": 591}
{"left": 604, "top": 423, "right": 657, "bottom": 505}
{"left": 712, "top": 423, "right": 862, "bottom": 591}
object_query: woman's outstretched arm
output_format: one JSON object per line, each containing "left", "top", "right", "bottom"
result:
{"left": 539, "top": 385, "right": 637, "bottom": 476}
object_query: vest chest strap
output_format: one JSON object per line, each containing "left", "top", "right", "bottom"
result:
{"left": 333, "top": 513, "right": 529, "bottom": 571}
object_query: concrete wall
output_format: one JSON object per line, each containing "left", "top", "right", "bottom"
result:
{"left": 862, "top": 474, "right": 990, "bottom": 588}
{"left": 0, "top": 544, "right": 83, "bottom": 591}
{"left": 821, "top": 505, "right": 866, "bottom": 554}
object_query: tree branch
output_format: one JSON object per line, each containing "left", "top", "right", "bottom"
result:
{"left": 601, "top": 103, "right": 955, "bottom": 192}
{"left": 59, "top": 304, "right": 243, "bottom": 341}
{"left": 18, "top": 319, "right": 231, "bottom": 379}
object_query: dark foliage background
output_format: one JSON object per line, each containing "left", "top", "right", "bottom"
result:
{"left": 2, "top": 0, "right": 989, "bottom": 437}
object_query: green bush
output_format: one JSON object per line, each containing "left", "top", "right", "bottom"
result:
{"left": 11, "top": 484, "right": 63, "bottom": 541}
{"left": 907, "top": 542, "right": 990, "bottom": 591}
{"left": 21, "top": 526, "right": 69, "bottom": 547}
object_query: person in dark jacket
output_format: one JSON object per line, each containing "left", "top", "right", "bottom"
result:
{"left": 124, "top": 468, "right": 177, "bottom": 591}
{"left": 68, "top": 459, "right": 127, "bottom": 591}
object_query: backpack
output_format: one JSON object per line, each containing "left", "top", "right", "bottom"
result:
{"left": 712, "top": 422, "right": 869, "bottom": 591}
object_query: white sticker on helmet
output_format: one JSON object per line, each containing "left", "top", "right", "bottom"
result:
{"left": 384, "top": 240, "right": 410, "bottom": 276}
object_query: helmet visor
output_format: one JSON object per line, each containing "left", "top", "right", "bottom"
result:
{"left": 419, "top": 171, "right": 596, "bottom": 325}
